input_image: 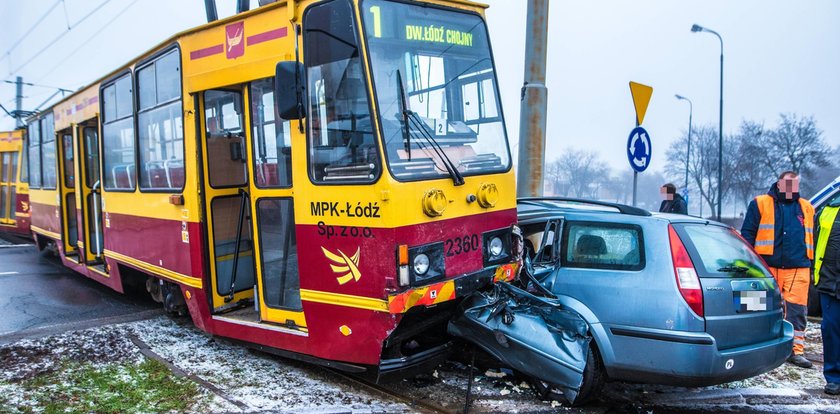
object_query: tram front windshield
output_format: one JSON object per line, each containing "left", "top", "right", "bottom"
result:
{"left": 362, "top": 0, "right": 510, "bottom": 182}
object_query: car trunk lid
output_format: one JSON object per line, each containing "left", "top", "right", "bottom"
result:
{"left": 672, "top": 223, "right": 784, "bottom": 350}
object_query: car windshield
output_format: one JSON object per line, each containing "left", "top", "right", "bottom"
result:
{"left": 361, "top": 0, "right": 510, "bottom": 181}
{"left": 678, "top": 224, "right": 772, "bottom": 278}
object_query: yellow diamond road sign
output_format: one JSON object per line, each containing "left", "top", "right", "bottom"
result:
{"left": 629, "top": 81, "right": 653, "bottom": 126}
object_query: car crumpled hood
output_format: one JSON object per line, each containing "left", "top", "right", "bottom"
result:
{"left": 448, "top": 282, "right": 591, "bottom": 404}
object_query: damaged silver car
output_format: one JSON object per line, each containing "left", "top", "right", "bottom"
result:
{"left": 450, "top": 197, "right": 794, "bottom": 406}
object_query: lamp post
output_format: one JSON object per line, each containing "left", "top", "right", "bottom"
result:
{"left": 675, "top": 94, "right": 692, "bottom": 214}
{"left": 691, "top": 23, "right": 723, "bottom": 221}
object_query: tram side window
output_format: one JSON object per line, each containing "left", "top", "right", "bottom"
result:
{"left": 19, "top": 139, "right": 28, "bottom": 184}
{"left": 63, "top": 134, "right": 75, "bottom": 188}
{"left": 304, "top": 0, "right": 380, "bottom": 183}
{"left": 41, "top": 113, "right": 57, "bottom": 190}
{"left": 204, "top": 89, "right": 247, "bottom": 188}
{"left": 257, "top": 198, "right": 301, "bottom": 310}
{"left": 27, "top": 121, "right": 41, "bottom": 188}
{"left": 250, "top": 78, "right": 291, "bottom": 188}
{"left": 137, "top": 50, "right": 184, "bottom": 191}
{"left": 102, "top": 74, "right": 136, "bottom": 191}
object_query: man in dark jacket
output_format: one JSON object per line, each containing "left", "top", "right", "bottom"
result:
{"left": 659, "top": 183, "right": 687, "bottom": 214}
{"left": 741, "top": 171, "right": 815, "bottom": 368}
{"left": 814, "top": 197, "right": 840, "bottom": 395}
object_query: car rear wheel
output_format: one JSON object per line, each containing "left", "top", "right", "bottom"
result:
{"left": 530, "top": 342, "right": 605, "bottom": 406}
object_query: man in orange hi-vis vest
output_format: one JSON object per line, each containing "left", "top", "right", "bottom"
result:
{"left": 741, "top": 171, "right": 815, "bottom": 368}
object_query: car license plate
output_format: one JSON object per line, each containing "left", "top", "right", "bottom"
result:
{"left": 733, "top": 290, "right": 769, "bottom": 312}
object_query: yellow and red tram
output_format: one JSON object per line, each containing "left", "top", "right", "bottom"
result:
{"left": 23, "top": 0, "right": 516, "bottom": 377}
{"left": 0, "top": 129, "right": 29, "bottom": 237}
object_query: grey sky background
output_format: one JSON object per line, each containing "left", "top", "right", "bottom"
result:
{"left": 1, "top": 0, "right": 838, "bottom": 177}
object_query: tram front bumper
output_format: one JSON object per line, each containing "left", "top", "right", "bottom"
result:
{"left": 386, "top": 263, "right": 518, "bottom": 314}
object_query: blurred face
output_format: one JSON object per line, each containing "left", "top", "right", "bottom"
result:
{"left": 777, "top": 174, "right": 800, "bottom": 199}
{"left": 660, "top": 186, "right": 674, "bottom": 201}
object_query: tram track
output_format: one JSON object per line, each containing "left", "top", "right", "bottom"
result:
{"left": 325, "top": 368, "right": 461, "bottom": 414}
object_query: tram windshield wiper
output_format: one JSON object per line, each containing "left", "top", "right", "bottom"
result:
{"left": 395, "top": 77, "right": 465, "bottom": 186}
{"left": 396, "top": 70, "right": 411, "bottom": 161}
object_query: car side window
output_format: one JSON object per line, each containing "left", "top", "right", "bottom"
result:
{"left": 522, "top": 219, "right": 561, "bottom": 266}
{"left": 562, "top": 221, "right": 644, "bottom": 271}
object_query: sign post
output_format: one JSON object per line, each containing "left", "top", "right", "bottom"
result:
{"left": 628, "top": 82, "right": 653, "bottom": 206}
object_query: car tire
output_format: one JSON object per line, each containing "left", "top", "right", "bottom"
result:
{"left": 530, "top": 342, "right": 605, "bottom": 406}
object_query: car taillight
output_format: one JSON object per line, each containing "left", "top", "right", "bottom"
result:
{"left": 668, "top": 224, "right": 704, "bottom": 317}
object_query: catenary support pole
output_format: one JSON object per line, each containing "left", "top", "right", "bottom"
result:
{"left": 14, "top": 76, "right": 23, "bottom": 128}
{"left": 516, "top": 0, "right": 549, "bottom": 197}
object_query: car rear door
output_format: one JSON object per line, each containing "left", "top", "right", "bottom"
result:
{"left": 673, "top": 223, "right": 785, "bottom": 349}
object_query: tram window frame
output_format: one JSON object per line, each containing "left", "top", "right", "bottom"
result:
{"left": 62, "top": 133, "right": 75, "bottom": 188}
{"left": 27, "top": 120, "right": 41, "bottom": 189}
{"left": 136, "top": 47, "right": 185, "bottom": 193}
{"left": 204, "top": 88, "right": 249, "bottom": 189}
{"left": 249, "top": 78, "right": 292, "bottom": 188}
{"left": 359, "top": 0, "right": 513, "bottom": 183}
{"left": 101, "top": 71, "right": 137, "bottom": 192}
{"left": 41, "top": 113, "right": 57, "bottom": 190}
{"left": 256, "top": 197, "right": 302, "bottom": 311}
{"left": 302, "top": 0, "right": 382, "bottom": 186}
{"left": 19, "top": 137, "right": 28, "bottom": 184}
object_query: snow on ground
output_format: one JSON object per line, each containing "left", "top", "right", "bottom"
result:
{"left": 1, "top": 315, "right": 838, "bottom": 413}
{"left": 127, "top": 316, "right": 413, "bottom": 413}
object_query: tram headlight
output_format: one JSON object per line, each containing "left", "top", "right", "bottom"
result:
{"left": 483, "top": 228, "right": 511, "bottom": 266}
{"left": 401, "top": 242, "right": 445, "bottom": 286}
{"left": 413, "top": 253, "right": 430, "bottom": 275}
{"left": 488, "top": 237, "right": 504, "bottom": 257}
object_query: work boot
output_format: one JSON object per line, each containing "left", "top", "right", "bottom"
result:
{"left": 786, "top": 354, "right": 813, "bottom": 369}
{"left": 826, "top": 383, "right": 840, "bottom": 396}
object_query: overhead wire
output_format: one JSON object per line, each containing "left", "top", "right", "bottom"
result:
{"left": 8, "top": 0, "right": 116, "bottom": 76}
{"left": 61, "top": 0, "right": 71, "bottom": 30}
{"left": 2, "top": 79, "right": 72, "bottom": 93}
{"left": 1, "top": 0, "right": 63, "bottom": 61}
{"left": 34, "top": 0, "right": 140, "bottom": 84}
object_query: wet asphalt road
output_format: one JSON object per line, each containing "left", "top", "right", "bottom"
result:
{"left": 0, "top": 239, "right": 158, "bottom": 342}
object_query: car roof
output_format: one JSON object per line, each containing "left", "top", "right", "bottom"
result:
{"left": 516, "top": 198, "right": 721, "bottom": 227}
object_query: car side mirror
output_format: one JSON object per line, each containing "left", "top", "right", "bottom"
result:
{"left": 275, "top": 61, "right": 306, "bottom": 121}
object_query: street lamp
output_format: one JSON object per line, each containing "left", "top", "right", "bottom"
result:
{"left": 675, "top": 94, "right": 692, "bottom": 215}
{"left": 691, "top": 23, "right": 723, "bottom": 221}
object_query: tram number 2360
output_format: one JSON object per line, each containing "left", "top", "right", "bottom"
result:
{"left": 444, "top": 234, "right": 480, "bottom": 257}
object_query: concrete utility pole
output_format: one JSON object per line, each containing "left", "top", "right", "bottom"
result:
{"left": 516, "top": 0, "right": 549, "bottom": 198}
{"left": 14, "top": 76, "right": 23, "bottom": 128}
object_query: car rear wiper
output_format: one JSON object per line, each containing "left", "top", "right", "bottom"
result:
{"left": 718, "top": 265, "right": 749, "bottom": 273}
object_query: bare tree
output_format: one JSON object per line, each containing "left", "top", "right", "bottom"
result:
{"left": 666, "top": 114, "right": 836, "bottom": 214}
{"left": 545, "top": 148, "right": 609, "bottom": 199}
{"left": 730, "top": 121, "right": 772, "bottom": 208}
{"left": 665, "top": 124, "right": 741, "bottom": 218}
{"left": 766, "top": 114, "right": 832, "bottom": 196}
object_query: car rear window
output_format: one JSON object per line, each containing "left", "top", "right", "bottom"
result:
{"left": 561, "top": 221, "right": 644, "bottom": 271}
{"left": 675, "top": 224, "right": 772, "bottom": 278}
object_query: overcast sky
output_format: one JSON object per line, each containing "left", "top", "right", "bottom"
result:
{"left": 1, "top": 0, "right": 838, "bottom": 177}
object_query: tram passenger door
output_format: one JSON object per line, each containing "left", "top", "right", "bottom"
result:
{"left": 199, "top": 88, "right": 256, "bottom": 311}
{"left": 0, "top": 151, "right": 16, "bottom": 225}
{"left": 246, "top": 79, "right": 306, "bottom": 329}
{"left": 79, "top": 123, "right": 104, "bottom": 264}
{"left": 59, "top": 131, "right": 79, "bottom": 257}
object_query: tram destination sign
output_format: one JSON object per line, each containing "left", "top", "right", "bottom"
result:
{"left": 404, "top": 25, "right": 474, "bottom": 47}
{"left": 364, "top": 2, "right": 488, "bottom": 50}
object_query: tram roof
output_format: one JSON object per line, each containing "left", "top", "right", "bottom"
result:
{"left": 28, "top": 0, "right": 490, "bottom": 123}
